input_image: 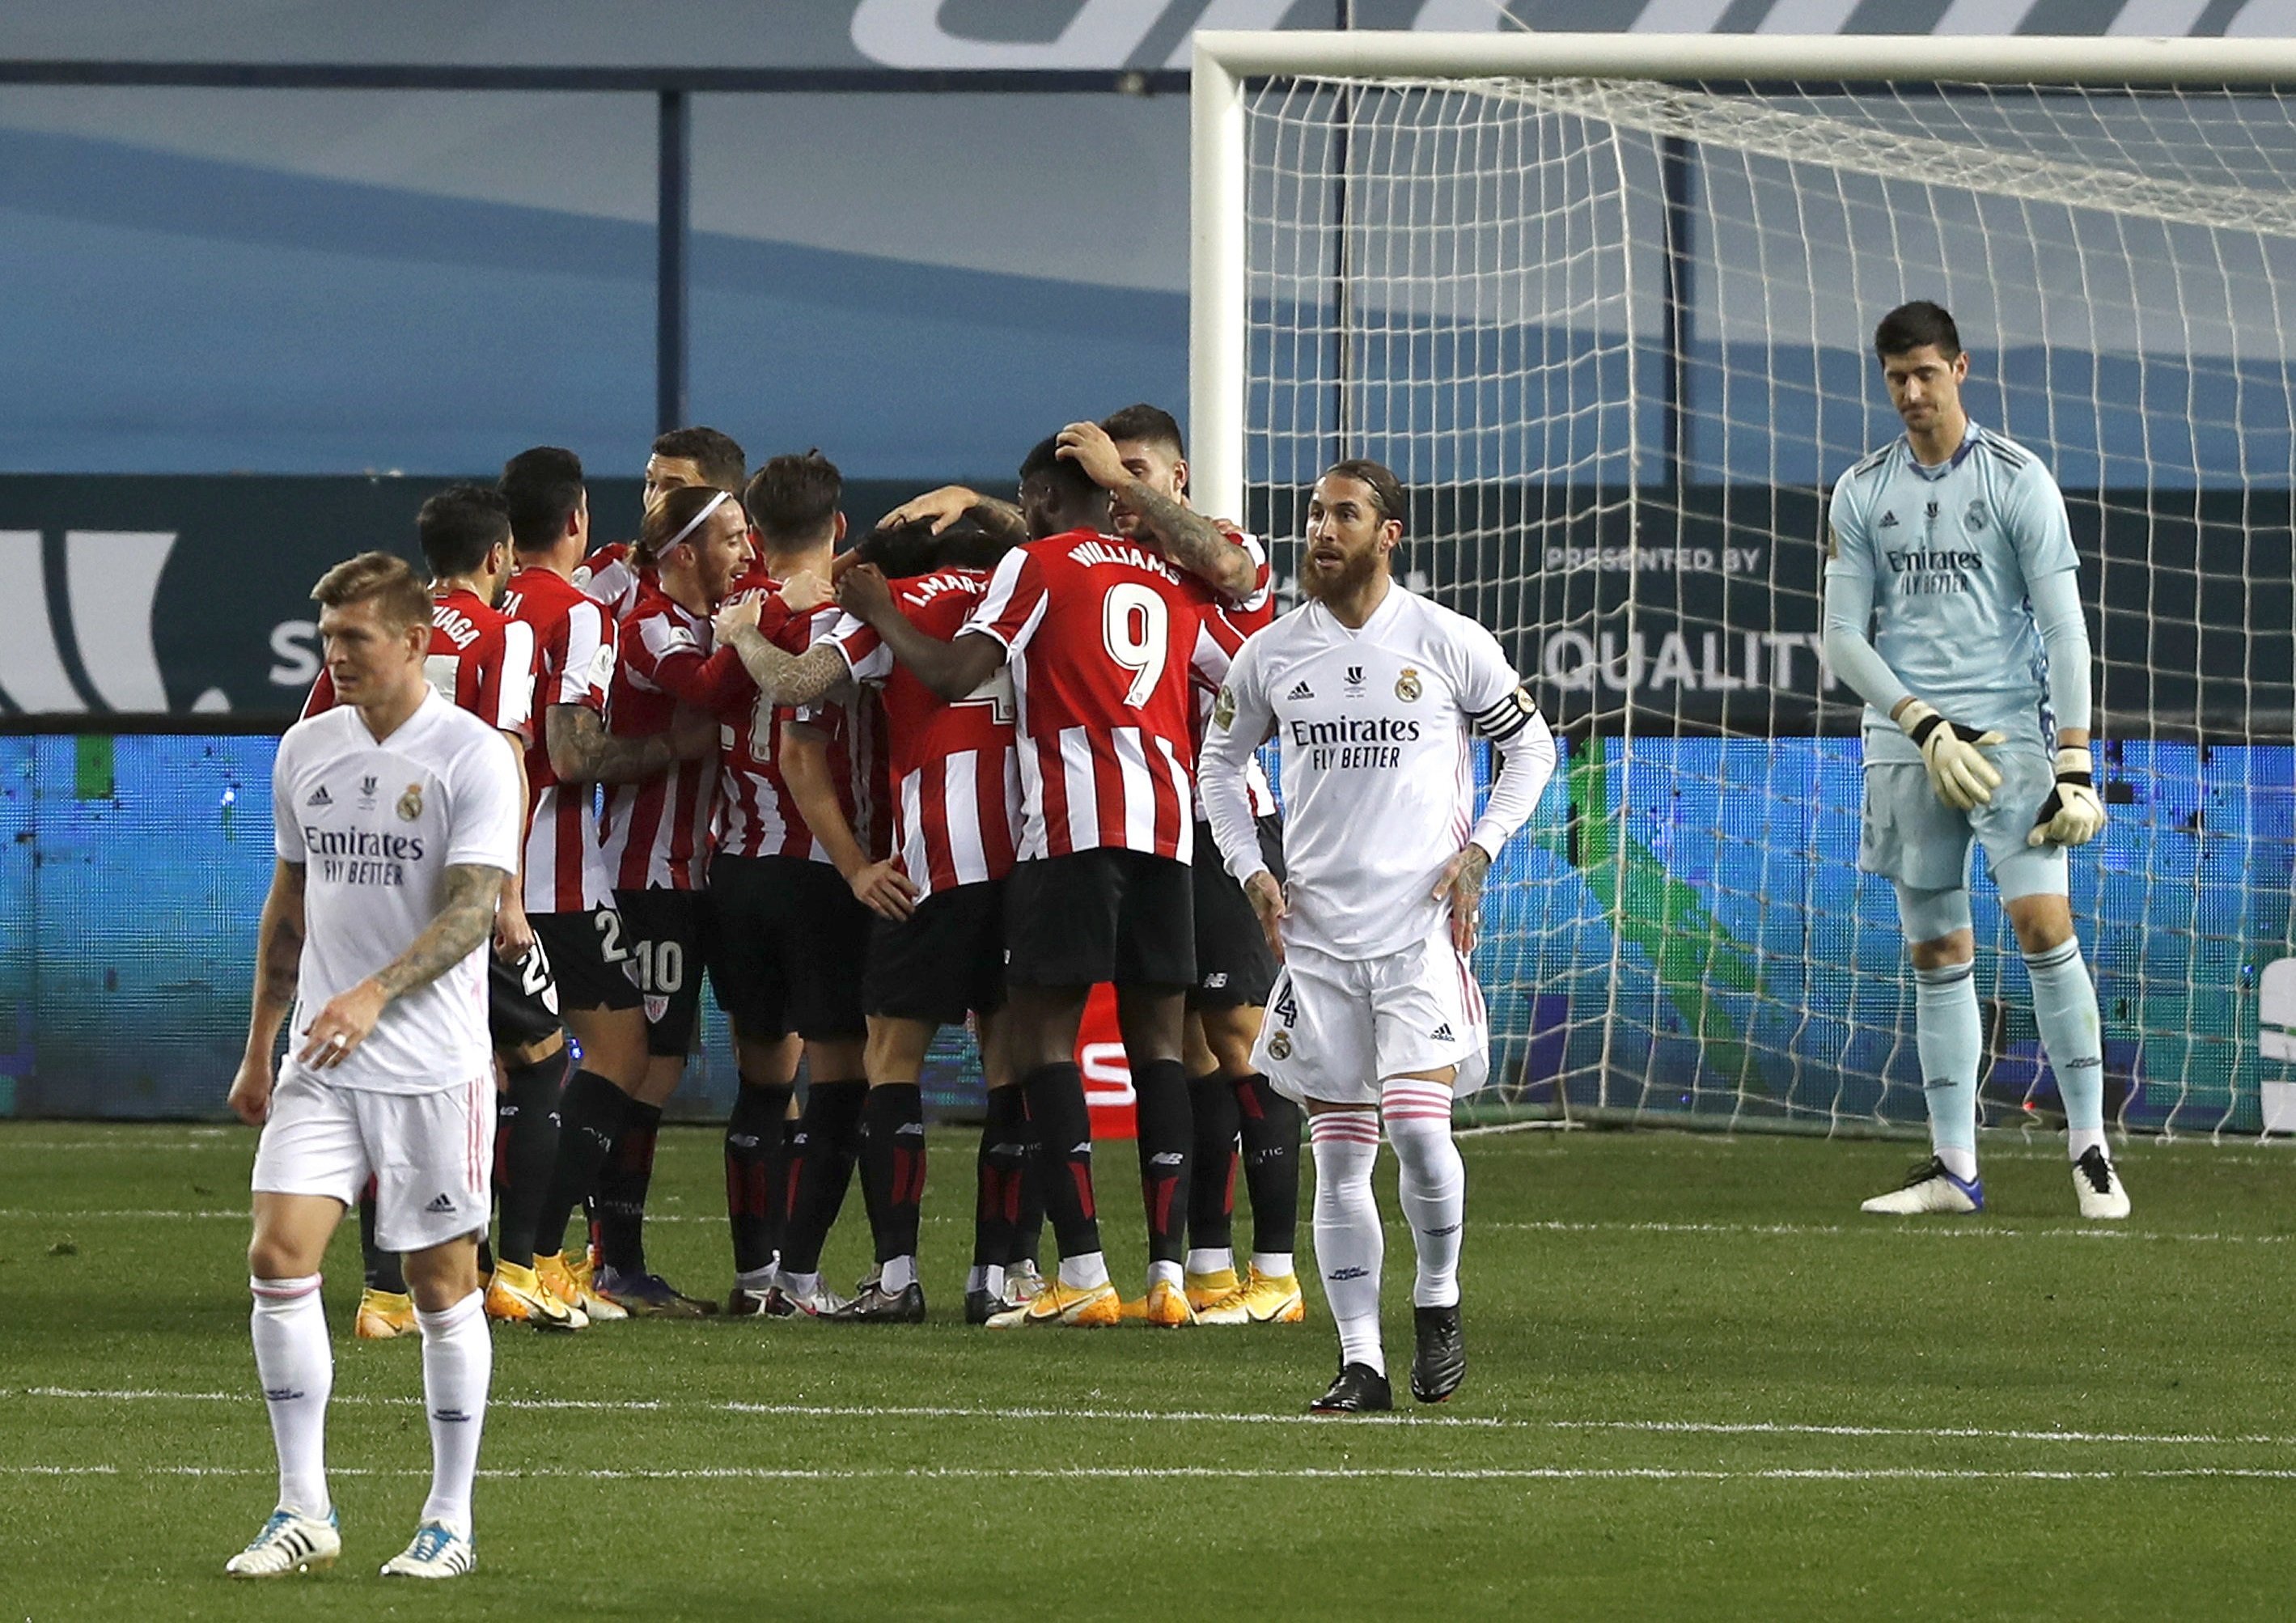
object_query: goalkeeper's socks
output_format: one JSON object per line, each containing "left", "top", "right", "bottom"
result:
{"left": 2024, "top": 939, "right": 2108, "bottom": 1162}
{"left": 1235, "top": 1071, "right": 1303, "bottom": 1257}
{"left": 1132, "top": 1058, "right": 1192, "bottom": 1268}
{"left": 1380, "top": 1078, "right": 1466, "bottom": 1309}
{"left": 357, "top": 1178, "right": 407, "bottom": 1296}
{"left": 494, "top": 1051, "right": 566, "bottom": 1270}
{"left": 413, "top": 1289, "right": 489, "bottom": 1540}
{"left": 1187, "top": 1068, "right": 1239, "bottom": 1253}
{"left": 1309, "top": 1109, "right": 1386, "bottom": 1375}
{"left": 726, "top": 1081, "right": 795, "bottom": 1277}
{"left": 1020, "top": 1062, "right": 1102, "bottom": 1264}
{"left": 1913, "top": 961, "right": 1982, "bottom": 1184}
{"left": 972, "top": 1085, "right": 1027, "bottom": 1273}
{"left": 860, "top": 1083, "right": 927, "bottom": 1269}
{"left": 249, "top": 1273, "right": 333, "bottom": 1519}
{"left": 777, "top": 1080, "right": 868, "bottom": 1277}
{"left": 592, "top": 1101, "right": 662, "bottom": 1276}
{"left": 535, "top": 1070, "right": 631, "bottom": 1260}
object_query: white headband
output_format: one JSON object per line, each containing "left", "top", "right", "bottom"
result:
{"left": 663, "top": 489, "right": 732, "bottom": 553}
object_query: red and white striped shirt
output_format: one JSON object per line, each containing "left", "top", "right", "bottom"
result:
{"left": 711, "top": 568, "right": 824, "bottom": 862}
{"left": 574, "top": 540, "right": 647, "bottom": 624}
{"left": 598, "top": 583, "right": 750, "bottom": 892}
{"left": 301, "top": 587, "right": 534, "bottom": 742}
{"left": 962, "top": 530, "right": 1230, "bottom": 864}
{"left": 792, "top": 605, "right": 893, "bottom": 868}
{"left": 1197, "top": 596, "right": 1277, "bottom": 820}
{"left": 502, "top": 566, "right": 618, "bottom": 914}
{"left": 826, "top": 566, "right": 1021, "bottom": 900}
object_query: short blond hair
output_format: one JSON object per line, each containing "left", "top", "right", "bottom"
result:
{"left": 311, "top": 551, "right": 431, "bottom": 634}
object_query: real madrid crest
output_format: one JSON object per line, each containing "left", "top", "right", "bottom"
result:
{"left": 1395, "top": 667, "right": 1423, "bottom": 702}
{"left": 396, "top": 782, "right": 424, "bottom": 821}
{"left": 1212, "top": 685, "right": 1237, "bottom": 731}
{"left": 1267, "top": 1030, "right": 1293, "bottom": 1060}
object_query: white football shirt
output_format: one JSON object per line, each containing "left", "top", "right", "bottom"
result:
{"left": 271, "top": 689, "right": 522, "bottom": 1095}
{"left": 1201, "top": 584, "right": 1532, "bottom": 961}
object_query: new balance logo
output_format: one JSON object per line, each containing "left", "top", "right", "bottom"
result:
{"left": 423, "top": 1193, "right": 457, "bottom": 1214}
{"left": 1430, "top": 1023, "right": 1454, "bottom": 1043}
{"left": 1286, "top": 680, "right": 1315, "bottom": 700}
{"left": 305, "top": 786, "right": 332, "bottom": 807}
{"left": 1148, "top": 1151, "right": 1184, "bottom": 1168}
{"left": 1878, "top": 511, "right": 1900, "bottom": 528}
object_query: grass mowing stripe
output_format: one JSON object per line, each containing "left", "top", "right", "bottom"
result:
{"left": 18, "top": 1463, "right": 2296, "bottom": 1483}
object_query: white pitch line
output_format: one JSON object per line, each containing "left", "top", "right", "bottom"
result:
{"left": 10, "top": 1462, "right": 2296, "bottom": 1483}
{"left": 21, "top": 1388, "right": 2296, "bottom": 1449}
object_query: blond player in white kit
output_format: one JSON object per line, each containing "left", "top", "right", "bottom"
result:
{"left": 224, "top": 552, "right": 521, "bottom": 1581}
{"left": 1200, "top": 460, "right": 1557, "bottom": 1416}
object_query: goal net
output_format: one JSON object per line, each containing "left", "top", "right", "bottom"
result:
{"left": 1191, "top": 33, "right": 2296, "bottom": 1138}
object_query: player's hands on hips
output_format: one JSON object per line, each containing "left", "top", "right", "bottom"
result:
{"left": 1055, "top": 422, "right": 1129, "bottom": 490}
{"left": 494, "top": 891, "right": 536, "bottom": 959}
{"left": 836, "top": 562, "right": 896, "bottom": 627}
{"left": 849, "top": 858, "right": 921, "bottom": 922}
{"left": 297, "top": 980, "right": 388, "bottom": 1069}
{"left": 778, "top": 570, "right": 832, "bottom": 615}
{"left": 227, "top": 1053, "right": 275, "bottom": 1125}
{"left": 1243, "top": 870, "right": 1288, "bottom": 960}
{"left": 879, "top": 485, "right": 981, "bottom": 536}
{"left": 2029, "top": 745, "right": 2107, "bottom": 847}
{"left": 1434, "top": 844, "right": 1493, "bottom": 954}
{"left": 713, "top": 595, "right": 762, "bottom": 642}
{"left": 1896, "top": 698, "right": 2006, "bottom": 811}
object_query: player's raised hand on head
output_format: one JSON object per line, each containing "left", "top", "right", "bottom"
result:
{"left": 227, "top": 1054, "right": 275, "bottom": 1125}
{"left": 296, "top": 980, "right": 388, "bottom": 1069}
{"left": 779, "top": 570, "right": 832, "bottom": 615}
{"left": 1055, "top": 422, "right": 1129, "bottom": 491}
{"left": 1243, "top": 870, "right": 1288, "bottom": 960}
{"left": 1896, "top": 698, "right": 2006, "bottom": 811}
{"left": 2029, "top": 745, "right": 2107, "bottom": 848}
{"left": 879, "top": 484, "right": 981, "bottom": 536}
{"left": 1433, "top": 844, "right": 1493, "bottom": 955}
{"left": 849, "top": 857, "right": 921, "bottom": 922}
{"left": 836, "top": 562, "right": 896, "bottom": 625}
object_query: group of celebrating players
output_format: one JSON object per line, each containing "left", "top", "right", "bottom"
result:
{"left": 222, "top": 299, "right": 2127, "bottom": 1579}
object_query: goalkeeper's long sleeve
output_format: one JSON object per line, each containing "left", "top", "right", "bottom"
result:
{"left": 1468, "top": 707, "right": 1558, "bottom": 862}
{"left": 1821, "top": 566, "right": 1914, "bottom": 718}
{"left": 2026, "top": 566, "right": 2094, "bottom": 736}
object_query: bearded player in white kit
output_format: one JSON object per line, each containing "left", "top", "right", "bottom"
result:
{"left": 225, "top": 552, "right": 522, "bottom": 1580}
{"left": 1200, "top": 460, "right": 1557, "bottom": 1414}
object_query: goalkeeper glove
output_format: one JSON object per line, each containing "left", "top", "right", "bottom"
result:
{"left": 2028, "top": 745, "right": 2106, "bottom": 848}
{"left": 1896, "top": 699, "right": 2005, "bottom": 811}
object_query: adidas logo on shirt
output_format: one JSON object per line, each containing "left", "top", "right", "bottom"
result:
{"left": 1878, "top": 511, "right": 1900, "bottom": 528}
{"left": 1286, "top": 680, "right": 1314, "bottom": 700}
{"left": 306, "top": 786, "right": 332, "bottom": 807}
{"left": 1430, "top": 1023, "right": 1455, "bottom": 1043}
{"left": 423, "top": 1193, "right": 457, "bottom": 1214}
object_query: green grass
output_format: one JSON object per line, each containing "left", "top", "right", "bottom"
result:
{"left": 4, "top": 1121, "right": 2296, "bottom": 1621}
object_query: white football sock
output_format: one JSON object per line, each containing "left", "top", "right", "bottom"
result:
{"left": 1146, "top": 1259, "right": 1183, "bottom": 1290}
{"left": 1310, "top": 1110, "right": 1385, "bottom": 1375}
{"left": 880, "top": 1254, "right": 917, "bottom": 1293}
{"left": 1186, "top": 1247, "right": 1235, "bottom": 1276}
{"left": 1251, "top": 1251, "right": 1295, "bottom": 1280}
{"left": 1057, "top": 1251, "right": 1110, "bottom": 1291}
{"left": 1381, "top": 1078, "right": 1465, "bottom": 1309}
{"left": 250, "top": 1274, "right": 332, "bottom": 1519}
{"left": 414, "top": 1290, "right": 491, "bottom": 1539}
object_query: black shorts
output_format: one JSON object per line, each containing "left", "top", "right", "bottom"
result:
{"left": 1004, "top": 847, "right": 1194, "bottom": 990}
{"left": 487, "top": 939, "right": 564, "bottom": 1052}
{"left": 530, "top": 906, "right": 642, "bottom": 1015}
{"left": 705, "top": 854, "right": 871, "bottom": 1042}
{"left": 864, "top": 879, "right": 1006, "bottom": 1026}
{"left": 1188, "top": 815, "right": 1286, "bottom": 1011}
{"left": 613, "top": 888, "right": 709, "bottom": 1057}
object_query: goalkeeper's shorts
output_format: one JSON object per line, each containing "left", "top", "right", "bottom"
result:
{"left": 1858, "top": 744, "right": 2065, "bottom": 900}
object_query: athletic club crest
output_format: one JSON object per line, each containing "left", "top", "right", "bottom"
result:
{"left": 396, "top": 782, "right": 424, "bottom": 821}
{"left": 1395, "top": 667, "right": 1423, "bottom": 701}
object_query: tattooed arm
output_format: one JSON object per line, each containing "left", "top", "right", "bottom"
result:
{"left": 227, "top": 859, "right": 307, "bottom": 1125}
{"left": 1055, "top": 422, "right": 1256, "bottom": 600}
{"left": 546, "top": 703, "right": 712, "bottom": 786}
{"left": 296, "top": 863, "right": 507, "bottom": 1070}
{"left": 715, "top": 621, "right": 853, "bottom": 708}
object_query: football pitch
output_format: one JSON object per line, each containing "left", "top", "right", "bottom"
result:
{"left": 4, "top": 1121, "right": 2294, "bottom": 1621}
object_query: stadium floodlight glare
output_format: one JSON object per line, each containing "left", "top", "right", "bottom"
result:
{"left": 1192, "top": 31, "right": 2296, "bottom": 1137}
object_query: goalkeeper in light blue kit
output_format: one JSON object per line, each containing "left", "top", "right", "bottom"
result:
{"left": 1824, "top": 300, "right": 2127, "bottom": 1220}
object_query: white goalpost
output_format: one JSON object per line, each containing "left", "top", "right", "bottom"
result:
{"left": 1190, "top": 30, "right": 2296, "bottom": 1138}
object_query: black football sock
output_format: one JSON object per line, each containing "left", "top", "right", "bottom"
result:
{"left": 1187, "top": 1068, "right": 1239, "bottom": 1255}
{"left": 860, "top": 1083, "right": 927, "bottom": 1268}
{"left": 1131, "top": 1058, "right": 1191, "bottom": 1269}
{"left": 494, "top": 1052, "right": 566, "bottom": 1269}
{"left": 776, "top": 1079, "right": 869, "bottom": 1277}
{"left": 1021, "top": 1062, "right": 1099, "bottom": 1261}
{"left": 536, "top": 1069, "right": 630, "bottom": 1260}
{"left": 358, "top": 1178, "right": 406, "bottom": 1296}
{"left": 973, "top": 1085, "right": 1028, "bottom": 1270}
{"left": 726, "top": 1081, "right": 795, "bottom": 1278}
{"left": 593, "top": 1100, "right": 662, "bottom": 1276}
{"left": 1011, "top": 1096, "right": 1046, "bottom": 1269}
{"left": 1235, "top": 1071, "right": 1303, "bottom": 1260}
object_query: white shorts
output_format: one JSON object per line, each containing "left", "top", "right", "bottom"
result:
{"left": 1254, "top": 930, "right": 1490, "bottom": 1108}
{"left": 251, "top": 1067, "right": 493, "bottom": 1253}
